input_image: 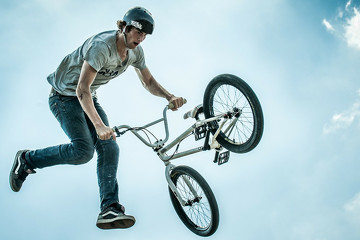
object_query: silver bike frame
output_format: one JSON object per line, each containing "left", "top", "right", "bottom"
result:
{"left": 114, "top": 106, "right": 227, "bottom": 206}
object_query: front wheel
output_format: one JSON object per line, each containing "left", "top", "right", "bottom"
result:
{"left": 168, "top": 165, "right": 219, "bottom": 237}
{"left": 203, "top": 74, "right": 264, "bottom": 153}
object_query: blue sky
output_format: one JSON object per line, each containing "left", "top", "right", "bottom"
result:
{"left": 1, "top": 0, "right": 360, "bottom": 239}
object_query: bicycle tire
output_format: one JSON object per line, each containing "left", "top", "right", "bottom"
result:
{"left": 203, "top": 74, "right": 264, "bottom": 153}
{"left": 168, "top": 165, "right": 219, "bottom": 237}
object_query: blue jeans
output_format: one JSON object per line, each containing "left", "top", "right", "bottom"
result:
{"left": 25, "top": 94, "right": 119, "bottom": 211}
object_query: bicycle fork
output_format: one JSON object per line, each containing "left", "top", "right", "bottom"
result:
{"left": 165, "top": 163, "right": 200, "bottom": 207}
{"left": 163, "top": 114, "right": 237, "bottom": 206}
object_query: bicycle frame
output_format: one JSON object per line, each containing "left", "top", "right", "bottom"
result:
{"left": 114, "top": 106, "right": 224, "bottom": 156}
{"left": 113, "top": 105, "right": 231, "bottom": 206}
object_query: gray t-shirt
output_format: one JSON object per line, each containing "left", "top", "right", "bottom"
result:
{"left": 47, "top": 30, "right": 146, "bottom": 96}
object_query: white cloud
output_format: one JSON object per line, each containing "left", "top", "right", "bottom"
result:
{"left": 324, "top": 2, "right": 360, "bottom": 51}
{"left": 323, "top": 90, "right": 360, "bottom": 134}
{"left": 338, "top": 10, "right": 344, "bottom": 18}
{"left": 344, "top": 192, "right": 360, "bottom": 225}
{"left": 344, "top": 192, "right": 360, "bottom": 212}
{"left": 322, "top": 19, "right": 335, "bottom": 32}
{"left": 344, "top": 7, "right": 360, "bottom": 50}
{"left": 346, "top": 0, "right": 352, "bottom": 11}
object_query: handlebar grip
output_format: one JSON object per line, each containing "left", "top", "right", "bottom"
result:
{"left": 168, "top": 98, "right": 187, "bottom": 109}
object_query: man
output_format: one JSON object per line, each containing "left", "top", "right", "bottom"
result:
{"left": 9, "top": 6, "right": 184, "bottom": 229}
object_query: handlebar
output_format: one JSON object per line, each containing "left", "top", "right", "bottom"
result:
{"left": 113, "top": 99, "right": 187, "bottom": 149}
{"left": 168, "top": 98, "right": 187, "bottom": 110}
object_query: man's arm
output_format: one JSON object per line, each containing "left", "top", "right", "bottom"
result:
{"left": 76, "top": 61, "right": 116, "bottom": 140}
{"left": 135, "top": 67, "right": 184, "bottom": 110}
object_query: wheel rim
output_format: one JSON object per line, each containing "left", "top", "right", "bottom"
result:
{"left": 176, "top": 174, "right": 212, "bottom": 231}
{"left": 210, "top": 83, "right": 255, "bottom": 145}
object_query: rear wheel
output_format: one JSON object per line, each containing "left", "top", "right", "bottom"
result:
{"left": 168, "top": 165, "right": 219, "bottom": 237}
{"left": 203, "top": 74, "right": 264, "bottom": 153}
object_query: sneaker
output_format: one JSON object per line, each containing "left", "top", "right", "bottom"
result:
{"left": 10, "top": 150, "right": 36, "bottom": 192}
{"left": 96, "top": 203, "right": 136, "bottom": 229}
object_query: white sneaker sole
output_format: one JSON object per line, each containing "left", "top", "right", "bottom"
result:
{"left": 96, "top": 215, "right": 136, "bottom": 229}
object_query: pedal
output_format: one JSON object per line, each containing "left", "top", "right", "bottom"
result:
{"left": 194, "top": 125, "right": 207, "bottom": 141}
{"left": 213, "top": 151, "right": 230, "bottom": 165}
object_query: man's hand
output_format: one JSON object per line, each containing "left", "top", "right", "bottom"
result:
{"left": 96, "top": 125, "right": 116, "bottom": 140}
{"left": 169, "top": 95, "right": 185, "bottom": 111}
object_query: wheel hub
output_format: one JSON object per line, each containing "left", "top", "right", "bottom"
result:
{"left": 233, "top": 107, "right": 241, "bottom": 118}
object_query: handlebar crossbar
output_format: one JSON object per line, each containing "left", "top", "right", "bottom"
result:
{"left": 113, "top": 106, "right": 170, "bottom": 148}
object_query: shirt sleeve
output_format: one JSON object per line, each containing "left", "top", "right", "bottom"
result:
{"left": 83, "top": 41, "right": 110, "bottom": 72}
{"left": 131, "top": 45, "right": 147, "bottom": 70}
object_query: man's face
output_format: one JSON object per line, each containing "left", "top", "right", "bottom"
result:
{"left": 126, "top": 28, "right": 147, "bottom": 49}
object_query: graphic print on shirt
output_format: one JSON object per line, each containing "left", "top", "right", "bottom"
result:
{"left": 98, "top": 69, "right": 119, "bottom": 78}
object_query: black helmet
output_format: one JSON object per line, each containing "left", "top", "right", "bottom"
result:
{"left": 123, "top": 7, "right": 154, "bottom": 35}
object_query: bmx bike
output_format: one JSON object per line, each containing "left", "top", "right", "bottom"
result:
{"left": 113, "top": 74, "right": 264, "bottom": 237}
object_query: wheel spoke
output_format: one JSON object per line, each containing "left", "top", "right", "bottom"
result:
{"left": 210, "top": 84, "right": 255, "bottom": 145}
{"left": 176, "top": 173, "right": 212, "bottom": 229}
